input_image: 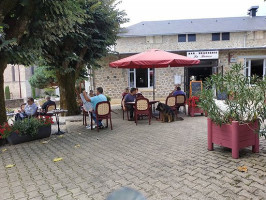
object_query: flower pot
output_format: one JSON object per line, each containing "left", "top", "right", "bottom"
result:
{"left": 188, "top": 106, "right": 204, "bottom": 117}
{"left": 0, "top": 139, "right": 7, "bottom": 146}
{"left": 7, "top": 125, "right": 51, "bottom": 145}
{"left": 207, "top": 118, "right": 259, "bottom": 159}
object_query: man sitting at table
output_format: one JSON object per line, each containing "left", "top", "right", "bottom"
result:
{"left": 123, "top": 87, "right": 137, "bottom": 121}
{"left": 172, "top": 86, "right": 186, "bottom": 96}
{"left": 41, "top": 95, "right": 56, "bottom": 113}
{"left": 83, "top": 87, "right": 107, "bottom": 129}
{"left": 15, "top": 97, "right": 38, "bottom": 120}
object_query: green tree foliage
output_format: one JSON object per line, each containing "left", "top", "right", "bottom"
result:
{"left": 29, "top": 66, "right": 57, "bottom": 89}
{"left": 41, "top": 0, "right": 128, "bottom": 115}
{"left": 0, "top": 0, "right": 84, "bottom": 124}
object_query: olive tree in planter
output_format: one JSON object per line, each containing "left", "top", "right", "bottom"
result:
{"left": 0, "top": 116, "right": 54, "bottom": 145}
{"left": 199, "top": 64, "right": 266, "bottom": 159}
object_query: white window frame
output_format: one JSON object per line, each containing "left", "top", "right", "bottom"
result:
{"left": 244, "top": 58, "right": 266, "bottom": 82}
{"left": 128, "top": 68, "right": 154, "bottom": 88}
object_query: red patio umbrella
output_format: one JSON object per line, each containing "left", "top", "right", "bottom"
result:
{"left": 109, "top": 49, "right": 200, "bottom": 68}
{"left": 109, "top": 49, "right": 200, "bottom": 100}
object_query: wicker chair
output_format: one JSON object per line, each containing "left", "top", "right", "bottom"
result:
{"left": 165, "top": 95, "right": 178, "bottom": 119}
{"left": 176, "top": 94, "right": 186, "bottom": 114}
{"left": 82, "top": 107, "right": 89, "bottom": 126}
{"left": 44, "top": 104, "right": 56, "bottom": 117}
{"left": 134, "top": 98, "right": 151, "bottom": 125}
{"left": 90, "top": 101, "right": 112, "bottom": 132}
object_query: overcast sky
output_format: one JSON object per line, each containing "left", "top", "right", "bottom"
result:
{"left": 117, "top": 0, "right": 266, "bottom": 27}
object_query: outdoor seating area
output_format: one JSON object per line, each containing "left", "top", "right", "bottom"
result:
{"left": 1, "top": 1, "right": 266, "bottom": 199}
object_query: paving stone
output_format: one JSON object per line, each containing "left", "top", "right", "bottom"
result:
{"left": 1, "top": 113, "right": 266, "bottom": 199}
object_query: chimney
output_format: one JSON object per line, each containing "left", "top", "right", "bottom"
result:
{"left": 248, "top": 6, "right": 259, "bottom": 17}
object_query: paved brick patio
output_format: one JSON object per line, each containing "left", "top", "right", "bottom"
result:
{"left": 1, "top": 111, "right": 266, "bottom": 200}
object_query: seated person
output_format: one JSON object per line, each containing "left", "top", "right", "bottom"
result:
{"left": 15, "top": 97, "right": 38, "bottom": 120}
{"left": 83, "top": 87, "right": 107, "bottom": 129}
{"left": 41, "top": 95, "right": 55, "bottom": 113}
{"left": 123, "top": 88, "right": 137, "bottom": 121}
{"left": 122, "top": 87, "right": 129, "bottom": 98}
{"left": 172, "top": 86, "right": 186, "bottom": 96}
{"left": 89, "top": 90, "right": 95, "bottom": 97}
{"left": 135, "top": 88, "right": 143, "bottom": 98}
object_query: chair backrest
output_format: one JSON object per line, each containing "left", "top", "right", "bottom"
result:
{"left": 166, "top": 96, "right": 176, "bottom": 107}
{"left": 21, "top": 103, "right": 26, "bottom": 110}
{"left": 46, "top": 104, "right": 56, "bottom": 112}
{"left": 136, "top": 98, "right": 149, "bottom": 111}
{"left": 136, "top": 93, "right": 144, "bottom": 99}
{"left": 96, "top": 101, "right": 111, "bottom": 116}
{"left": 176, "top": 94, "right": 186, "bottom": 104}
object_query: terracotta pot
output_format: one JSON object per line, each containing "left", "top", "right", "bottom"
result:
{"left": 207, "top": 118, "right": 259, "bottom": 159}
{"left": 188, "top": 106, "right": 204, "bottom": 117}
{"left": 7, "top": 125, "right": 51, "bottom": 145}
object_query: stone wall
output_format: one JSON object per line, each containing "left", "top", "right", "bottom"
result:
{"left": 5, "top": 99, "right": 24, "bottom": 108}
{"left": 115, "top": 31, "right": 266, "bottom": 54}
{"left": 94, "top": 56, "right": 185, "bottom": 100}
{"left": 94, "top": 49, "right": 266, "bottom": 101}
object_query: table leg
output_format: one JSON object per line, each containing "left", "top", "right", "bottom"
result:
{"left": 55, "top": 114, "right": 65, "bottom": 135}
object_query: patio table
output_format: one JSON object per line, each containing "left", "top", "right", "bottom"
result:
{"left": 47, "top": 109, "right": 68, "bottom": 135}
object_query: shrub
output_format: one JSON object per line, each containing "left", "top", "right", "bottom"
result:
{"left": 199, "top": 63, "right": 266, "bottom": 137}
{"left": 5, "top": 86, "right": 10, "bottom": 99}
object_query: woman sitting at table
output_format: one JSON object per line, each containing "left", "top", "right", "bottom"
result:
{"left": 123, "top": 88, "right": 137, "bottom": 121}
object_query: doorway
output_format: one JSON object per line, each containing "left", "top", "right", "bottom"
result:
{"left": 184, "top": 59, "right": 218, "bottom": 95}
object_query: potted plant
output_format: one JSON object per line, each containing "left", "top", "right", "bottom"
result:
{"left": 0, "top": 116, "right": 54, "bottom": 145}
{"left": 188, "top": 96, "right": 205, "bottom": 117}
{"left": 199, "top": 64, "right": 266, "bottom": 159}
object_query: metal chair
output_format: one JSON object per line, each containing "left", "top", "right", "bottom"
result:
{"left": 90, "top": 101, "right": 113, "bottom": 132}
{"left": 176, "top": 94, "right": 186, "bottom": 114}
{"left": 121, "top": 96, "right": 129, "bottom": 120}
{"left": 165, "top": 95, "right": 178, "bottom": 119}
{"left": 134, "top": 98, "right": 151, "bottom": 125}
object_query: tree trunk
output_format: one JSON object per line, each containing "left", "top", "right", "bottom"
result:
{"left": 0, "top": 57, "right": 8, "bottom": 125}
{"left": 56, "top": 71, "right": 80, "bottom": 116}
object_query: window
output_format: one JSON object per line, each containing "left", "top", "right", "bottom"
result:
{"left": 222, "top": 32, "right": 230, "bottom": 40}
{"left": 178, "top": 34, "right": 186, "bottom": 42}
{"left": 129, "top": 68, "right": 154, "bottom": 88}
{"left": 188, "top": 34, "right": 196, "bottom": 42}
{"left": 212, "top": 33, "right": 220, "bottom": 41}
{"left": 244, "top": 59, "right": 266, "bottom": 82}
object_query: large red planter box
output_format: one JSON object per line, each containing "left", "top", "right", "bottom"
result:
{"left": 188, "top": 106, "right": 205, "bottom": 117}
{"left": 207, "top": 118, "right": 259, "bottom": 159}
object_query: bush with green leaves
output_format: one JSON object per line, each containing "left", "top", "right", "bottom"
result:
{"left": 5, "top": 86, "right": 10, "bottom": 99}
{"left": 199, "top": 63, "right": 266, "bottom": 137}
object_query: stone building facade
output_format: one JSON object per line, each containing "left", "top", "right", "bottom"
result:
{"left": 94, "top": 6, "right": 266, "bottom": 101}
{"left": 3, "top": 65, "right": 34, "bottom": 99}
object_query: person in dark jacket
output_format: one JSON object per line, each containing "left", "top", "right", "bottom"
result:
{"left": 41, "top": 95, "right": 55, "bottom": 112}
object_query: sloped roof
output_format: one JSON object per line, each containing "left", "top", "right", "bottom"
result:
{"left": 119, "top": 16, "right": 266, "bottom": 37}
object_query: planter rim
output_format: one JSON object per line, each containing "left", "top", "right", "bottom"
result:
{"left": 208, "top": 118, "right": 258, "bottom": 126}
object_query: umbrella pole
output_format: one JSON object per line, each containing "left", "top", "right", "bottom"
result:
{"left": 153, "top": 67, "right": 155, "bottom": 112}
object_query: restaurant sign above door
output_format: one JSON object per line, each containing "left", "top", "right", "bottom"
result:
{"left": 187, "top": 51, "right": 219, "bottom": 59}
